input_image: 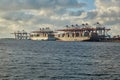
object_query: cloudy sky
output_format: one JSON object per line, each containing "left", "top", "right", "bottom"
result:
{"left": 0, "top": 0, "right": 120, "bottom": 38}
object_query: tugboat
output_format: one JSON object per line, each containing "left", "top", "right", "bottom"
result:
{"left": 30, "top": 27, "right": 56, "bottom": 41}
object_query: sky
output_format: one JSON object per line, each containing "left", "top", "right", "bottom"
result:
{"left": 0, "top": 0, "right": 120, "bottom": 38}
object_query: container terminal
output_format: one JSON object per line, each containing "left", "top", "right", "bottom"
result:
{"left": 11, "top": 22, "right": 120, "bottom": 42}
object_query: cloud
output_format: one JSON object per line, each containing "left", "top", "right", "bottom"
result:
{"left": 76, "top": 0, "right": 120, "bottom": 36}
{"left": 0, "top": 0, "right": 86, "bottom": 11}
{"left": 2, "top": 11, "right": 34, "bottom": 22}
{"left": 84, "top": 10, "right": 98, "bottom": 20}
{"left": 0, "top": 0, "right": 119, "bottom": 38}
{"left": 68, "top": 10, "right": 84, "bottom": 16}
{"left": 95, "top": 0, "right": 120, "bottom": 35}
{"left": 75, "top": 0, "right": 120, "bottom": 36}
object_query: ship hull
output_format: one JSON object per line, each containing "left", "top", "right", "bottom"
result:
{"left": 30, "top": 37, "right": 56, "bottom": 41}
{"left": 30, "top": 37, "right": 48, "bottom": 40}
{"left": 55, "top": 37, "right": 90, "bottom": 41}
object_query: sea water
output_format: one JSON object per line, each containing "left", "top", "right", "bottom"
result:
{"left": 0, "top": 39, "right": 120, "bottom": 80}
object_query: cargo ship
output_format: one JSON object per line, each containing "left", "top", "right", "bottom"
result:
{"left": 55, "top": 22, "right": 111, "bottom": 41}
{"left": 55, "top": 26, "right": 91, "bottom": 41}
{"left": 30, "top": 27, "right": 56, "bottom": 41}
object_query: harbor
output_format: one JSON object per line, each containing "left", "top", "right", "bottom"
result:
{"left": 11, "top": 22, "right": 120, "bottom": 42}
{"left": 0, "top": 0, "right": 120, "bottom": 80}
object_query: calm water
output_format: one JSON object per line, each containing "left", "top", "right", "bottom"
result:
{"left": 0, "top": 39, "right": 120, "bottom": 80}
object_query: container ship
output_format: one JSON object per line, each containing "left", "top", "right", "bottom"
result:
{"left": 55, "top": 26, "right": 91, "bottom": 41}
{"left": 55, "top": 22, "right": 111, "bottom": 41}
{"left": 30, "top": 27, "right": 56, "bottom": 41}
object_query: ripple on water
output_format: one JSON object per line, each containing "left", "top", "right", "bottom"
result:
{"left": 0, "top": 40, "right": 120, "bottom": 80}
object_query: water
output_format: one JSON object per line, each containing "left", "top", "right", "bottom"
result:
{"left": 0, "top": 39, "right": 120, "bottom": 80}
